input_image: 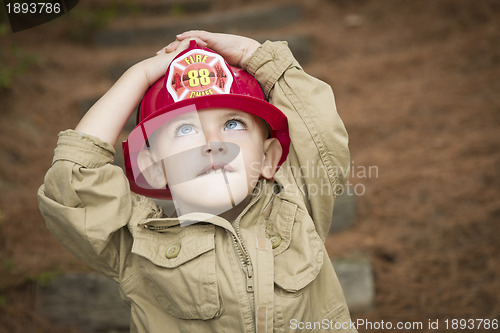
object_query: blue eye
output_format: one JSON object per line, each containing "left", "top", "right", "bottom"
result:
{"left": 176, "top": 124, "right": 197, "bottom": 136}
{"left": 225, "top": 119, "right": 246, "bottom": 131}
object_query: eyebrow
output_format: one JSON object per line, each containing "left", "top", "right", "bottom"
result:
{"left": 220, "top": 110, "right": 268, "bottom": 137}
{"left": 218, "top": 110, "right": 253, "bottom": 122}
{"left": 159, "top": 112, "right": 201, "bottom": 133}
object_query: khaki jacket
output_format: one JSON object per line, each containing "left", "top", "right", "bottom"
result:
{"left": 38, "top": 41, "right": 356, "bottom": 332}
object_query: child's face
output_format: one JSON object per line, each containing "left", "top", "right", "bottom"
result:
{"left": 139, "top": 108, "right": 280, "bottom": 216}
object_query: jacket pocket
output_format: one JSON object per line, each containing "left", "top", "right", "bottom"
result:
{"left": 267, "top": 198, "right": 324, "bottom": 292}
{"left": 314, "top": 304, "right": 357, "bottom": 333}
{"left": 131, "top": 223, "right": 222, "bottom": 320}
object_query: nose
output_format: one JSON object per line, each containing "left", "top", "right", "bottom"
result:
{"left": 202, "top": 127, "right": 227, "bottom": 155}
{"left": 203, "top": 141, "right": 227, "bottom": 155}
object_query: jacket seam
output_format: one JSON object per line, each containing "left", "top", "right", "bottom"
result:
{"left": 278, "top": 77, "right": 338, "bottom": 188}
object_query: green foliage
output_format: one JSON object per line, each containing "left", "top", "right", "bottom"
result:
{"left": 169, "top": 5, "right": 185, "bottom": 17}
{"left": 65, "top": 6, "right": 117, "bottom": 42}
{"left": 0, "top": 3, "right": 10, "bottom": 36}
{"left": 3, "top": 258, "right": 15, "bottom": 273}
{"left": 122, "top": 0, "right": 141, "bottom": 16}
{"left": 0, "top": 46, "right": 39, "bottom": 91}
{"left": 0, "top": 23, "right": 8, "bottom": 36}
{"left": 65, "top": 0, "right": 140, "bottom": 42}
{"left": 0, "top": 294, "right": 6, "bottom": 308}
{"left": 0, "top": 1, "right": 8, "bottom": 25}
{"left": 34, "top": 270, "right": 59, "bottom": 287}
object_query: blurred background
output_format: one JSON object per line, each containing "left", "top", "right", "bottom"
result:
{"left": 0, "top": 0, "right": 499, "bottom": 332}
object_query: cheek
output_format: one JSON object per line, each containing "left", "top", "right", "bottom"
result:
{"left": 223, "top": 132, "right": 265, "bottom": 178}
{"left": 240, "top": 144, "right": 264, "bottom": 179}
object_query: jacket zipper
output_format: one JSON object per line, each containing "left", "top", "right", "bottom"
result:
{"left": 231, "top": 232, "right": 254, "bottom": 293}
{"left": 231, "top": 187, "right": 265, "bottom": 301}
{"left": 144, "top": 224, "right": 169, "bottom": 231}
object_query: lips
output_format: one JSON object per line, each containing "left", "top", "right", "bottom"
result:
{"left": 198, "top": 163, "right": 234, "bottom": 177}
{"left": 156, "top": 142, "right": 240, "bottom": 185}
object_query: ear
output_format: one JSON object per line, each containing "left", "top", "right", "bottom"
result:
{"left": 260, "top": 138, "right": 282, "bottom": 179}
{"left": 137, "top": 150, "right": 168, "bottom": 189}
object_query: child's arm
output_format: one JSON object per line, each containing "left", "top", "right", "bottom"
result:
{"left": 75, "top": 38, "right": 204, "bottom": 146}
{"left": 38, "top": 39, "right": 204, "bottom": 278}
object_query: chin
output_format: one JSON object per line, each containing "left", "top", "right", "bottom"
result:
{"left": 169, "top": 173, "right": 249, "bottom": 216}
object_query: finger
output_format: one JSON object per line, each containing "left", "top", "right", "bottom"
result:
{"left": 156, "top": 39, "right": 181, "bottom": 54}
{"left": 173, "top": 38, "right": 192, "bottom": 53}
{"left": 175, "top": 36, "right": 208, "bottom": 49}
{"left": 176, "top": 30, "right": 211, "bottom": 43}
{"left": 160, "top": 41, "right": 179, "bottom": 54}
{"left": 157, "top": 37, "right": 207, "bottom": 55}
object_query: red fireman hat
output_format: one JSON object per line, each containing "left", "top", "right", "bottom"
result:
{"left": 123, "top": 40, "right": 290, "bottom": 199}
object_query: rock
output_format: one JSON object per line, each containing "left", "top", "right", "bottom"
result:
{"left": 283, "top": 34, "right": 312, "bottom": 65}
{"left": 78, "top": 97, "right": 98, "bottom": 118}
{"left": 37, "top": 273, "right": 131, "bottom": 332}
{"left": 332, "top": 258, "right": 375, "bottom": 314}
{"left": 136, "top": 0, "right": 213, "bottom": 16}
{"left": 79, "top": 97, "right": 137, "bottom": 132}
{"left": 106, "top": 57, "right": 145, "bottom": 82}
{"left": 94, "top": 4, "right": 303, "bottom": 46}
{"left": 330, "top": 187, "right": 357, "bottom": 233}
{"left": 256, "top": 33, "right": 312, "bottom": 64}
{"left": 113, "top": 142, "right": 126, "bottom": 171}
{"left": 344, "top": 14, "right": 364, "bottom": 28}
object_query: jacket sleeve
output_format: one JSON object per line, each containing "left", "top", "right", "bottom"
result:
{"left": 37, "top": 130, "right": 139, "bottom": 280}
{"left": 243, "top": 41, "right": 350, "bottom": 241}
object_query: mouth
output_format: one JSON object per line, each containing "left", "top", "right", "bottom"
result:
{"left": 197, "top": 164, "right": 234, "bottom": 177}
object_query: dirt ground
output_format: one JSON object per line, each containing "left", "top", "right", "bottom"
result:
{"left": 0, "top": 0, "right": 499, "bottom": 332}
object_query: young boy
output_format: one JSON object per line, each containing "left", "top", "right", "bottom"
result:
{"left": 38, "top": 31, "right": 357, "bottom": 332}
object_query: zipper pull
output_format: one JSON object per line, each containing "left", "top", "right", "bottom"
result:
{"left": 245, "top": 264, "right": 254, "bottom": 293}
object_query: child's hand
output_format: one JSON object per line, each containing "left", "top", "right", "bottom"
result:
{"left": 140, "top": 38, "right": 200, "bottom": 86}
{"left": 161, "top": 31, "right": 261, "bottom": 68}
